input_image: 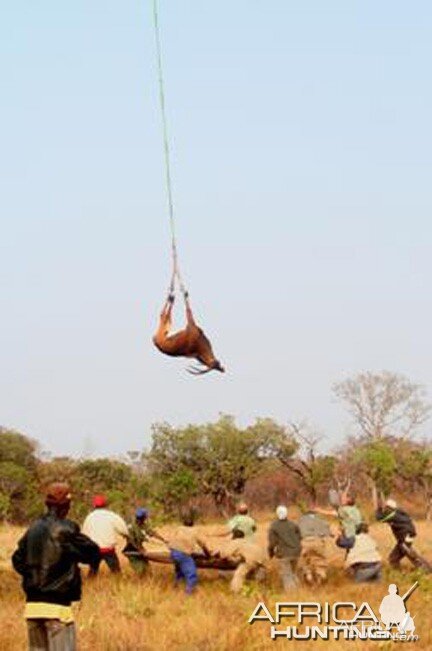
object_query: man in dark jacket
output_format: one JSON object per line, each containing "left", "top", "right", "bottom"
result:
{"left": 12, "top": 482, "right": 100, "bottom": 651}
{"left": 376, "top": 498, "right": 431, "bottom": 572}
{"left": 268, "top": 505, "right": 301, "bottom": 590}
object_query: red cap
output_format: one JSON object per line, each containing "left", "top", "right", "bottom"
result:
{"left": 92, "top": 494, "right": 107, "bottom": 508}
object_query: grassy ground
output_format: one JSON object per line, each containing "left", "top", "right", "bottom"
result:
{"left": 1, "top": 519, "right": 432, "bottom": 650}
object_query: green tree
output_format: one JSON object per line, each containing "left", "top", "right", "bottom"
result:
{"left": 0, "top": 429, "right": 38, "bottom": 470}
{"left": 0, "top": 493, "right": 10, "bottom": 520}
{"left": 0, "top": 430, "right": 40, "bottom": 521}
{"left": 396, "top": 441, "right": 432, "bottom": 519}
{"left": 352, "top": 439, "right": 397, "bottom": 502}
{"left": 66, "top": 459, "right": 135, "bottom": 519}
{"left": 147, "top": 415, "right": 284, "bottom": 515}
{"left": 0, "top": 461, "right": 39, "bottom": 521}
{"left": 334, "top": 372, "right": 430, "bottom": 506}
{"left": 272, "top": 422, "right": 335, "bottom": 503}
{"left": 152, "top": 469, "right": 198, "bottom": 515}
{"left": 37, "top": 456, "right": 78, "bottom": 487}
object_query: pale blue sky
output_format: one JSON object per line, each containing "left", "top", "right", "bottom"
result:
{"left": 1, "top": 1, "right": 431, "bottom": 456}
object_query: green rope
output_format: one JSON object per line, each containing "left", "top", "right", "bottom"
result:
{"left": 152, "top": 0, "right": 187, "bottom": 298}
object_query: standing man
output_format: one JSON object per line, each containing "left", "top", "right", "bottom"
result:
{"left": 166, "top": 510, "right": 211, "bottom": 594}
{"left": 316, "top": 493, "right": 362, "bottom": 542}
{"left": 227, "top": 503, "right": 257, "bottom": 539}
{"left": 82, "top": 494, "right": 129, "bottom": 575}
{"left": 337, "top": 494, "right": 363, "bottom": 539}
{"left": 12, "top": 482, "right": 99, "bottom": 651}
{"left": 123, "top": 507, "right": 166, "bottom": 575}
{"left": 268, "top": 505, "right": 302, "bottom": 590}
{"left": 376, "top": 498, "right": 432, "bottom": 571}
{"left": 298, "top": 508, "right": 332, "bottom": 586}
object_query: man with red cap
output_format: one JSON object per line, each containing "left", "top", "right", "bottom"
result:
{"left": 12, "top": 482, "right": 99, "bottom": 651}
{"left": 82, "top": 494, "right": 129, "bottom": 575}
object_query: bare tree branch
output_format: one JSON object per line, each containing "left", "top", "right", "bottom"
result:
{"left": 333, "top": 371, "right": 431, "bottom": 441}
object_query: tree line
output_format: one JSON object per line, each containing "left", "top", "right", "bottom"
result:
{"left": 1, "top": 371, "right": 431, "bottom": 524}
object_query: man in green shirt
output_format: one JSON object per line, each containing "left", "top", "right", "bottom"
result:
{"left": 316, "top": 494, "right": 362, "bottom": 541}
{"left": 338, "top": 498, "right": 362, "bottom": 539}
{"left": 123, "top": 508, "right": 166, "bottom": 575}
{"left": 227, "top": 503, "right": 257, "bottom": 539}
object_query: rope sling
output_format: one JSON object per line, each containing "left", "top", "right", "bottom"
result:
{"left": 152, "top": 0, "right": 188, "bottom": 300}
{"left": 150, "top": 1, "right": 225, "bottom": 375}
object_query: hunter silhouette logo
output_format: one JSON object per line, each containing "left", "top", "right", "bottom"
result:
{"left": 249, "top": 580, "right": 420, "bottom": 642}
{"left": 379, "top": 582, "right": 417, "bottom": 634}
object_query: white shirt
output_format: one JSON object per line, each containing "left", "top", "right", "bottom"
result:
{"left": 82, "top": 508, "right": 128, "bottom": 549}
{"left": 345, "top": 533, "right": 382, "bottom": 568}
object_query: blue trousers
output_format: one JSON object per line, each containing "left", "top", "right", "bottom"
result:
{"left": 170, "top": 549, "right": 198, "bottom": 594}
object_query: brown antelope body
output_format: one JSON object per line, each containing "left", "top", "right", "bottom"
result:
{"left": 153, "top": 296, "right": 225, "bottom": 375}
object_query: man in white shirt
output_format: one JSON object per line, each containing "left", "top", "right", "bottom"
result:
{"left": 336, "top": 522, "right": 382, "bottom": 582}
{"left": 82, "top": 495, "right": 129, "bottom": 576}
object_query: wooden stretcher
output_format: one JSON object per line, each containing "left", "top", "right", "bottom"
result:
{"left": 123, "top": 548, "right": 239, "bottom": 570}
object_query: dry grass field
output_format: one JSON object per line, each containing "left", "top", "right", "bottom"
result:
{"left": 1, "top": 518, "right": 432, "bottom": 651}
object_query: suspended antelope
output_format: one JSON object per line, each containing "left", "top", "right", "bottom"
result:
{"left": 153, "top": 294, "right": 225, "bottom": 375}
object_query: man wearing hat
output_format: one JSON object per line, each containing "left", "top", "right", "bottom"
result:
{"left": 82, "top": 494, "right": 129, "bottom": 575}
{"left": 212, "top": 503, "right": 257, "bottom": 543}
{"left": 376, "top": 498, "right": 431, "bottom": 571}
{"left": 268, "top": 505, "right": 302, "bottom": 590}
{"left": 12, "top": 482, "right": 99, "bottom": 651}
{"left": 123, "top": 508, "right": 166, "bottom": 575}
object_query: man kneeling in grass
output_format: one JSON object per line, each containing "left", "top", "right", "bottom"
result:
{"left": 336, "top": 522, "right": 382, "bottom": 583}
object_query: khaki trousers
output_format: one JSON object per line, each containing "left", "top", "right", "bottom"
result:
{"left": 27, "top": 620, "right": 76, "bottom": 651}
{"left": 275, "top": 557, "right": 298, "bottom": 590}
